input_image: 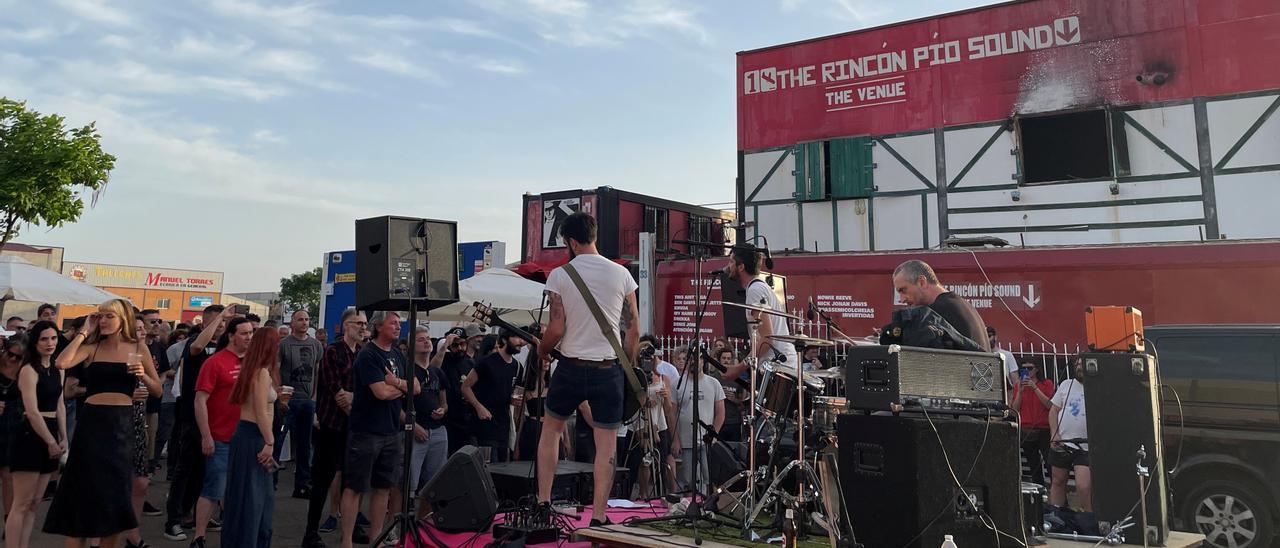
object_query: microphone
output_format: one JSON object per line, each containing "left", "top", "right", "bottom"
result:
{"left": 806, "top": 297, "right": 817, "bottom": 322}
{"left": 709, "top": 267, "right": 728, "bottom": 277}
{"left": 762, "top": 247, "right": 774, "bottom": 270}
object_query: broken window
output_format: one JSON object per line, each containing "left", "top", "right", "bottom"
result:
{"left": 1019, "top": 109, "right": 1113, "bottom": 184}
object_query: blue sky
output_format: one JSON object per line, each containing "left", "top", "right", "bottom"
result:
{"left": 2, "top": 0, "right": 990, "bottom": 292}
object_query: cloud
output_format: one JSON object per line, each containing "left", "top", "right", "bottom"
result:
{"left": 350, "top": 51, "right": 440, "bottom": 82}
{"left": 0, "top": 26, "right": 59, "bottom": 42}
{"left": 472, "top": 0, "right": 711, "bottom": 47}
{"left": 171, "top": 33, "right": 256, "bottom": 58}
{"left": 52, "top": 0, "right": 132, "bottom": 26}
{"left": 98, "top": 34, "right": 133, "bottom": 49}
{"left": 250, "top": 129, "right": 286, "bottom": 144}
{"left": 59, "top": 59, "right": 288, "bottom": 101}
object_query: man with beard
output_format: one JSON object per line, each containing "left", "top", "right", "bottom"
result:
{"left": 434, "top": 324, "right": 483, "bottom": 454}
{"left": 1049, "top": 357, "right": 1091, "bottom": 511}
{"left": 461, "top": 329, "right": 525, "bottom": 463}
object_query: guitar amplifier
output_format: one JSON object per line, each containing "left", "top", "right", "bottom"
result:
{"left": 845, "top": 345, "right": 1006, "bottom": 413}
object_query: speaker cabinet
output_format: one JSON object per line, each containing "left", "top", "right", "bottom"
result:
{"left": 1081, "top": 352, "right": 1168, "bottom": 545}
{"left": 837, "top": 414, "right": 1023, "bottom": 548}
{"left": 354, "top": 216, "right": 458, "bottom": 311}
{"left": 419, "top": 445, "right": 497, "bottom": 532}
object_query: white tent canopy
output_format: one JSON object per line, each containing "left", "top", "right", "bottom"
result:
{"left": 0, "top": 254, "right": 122, "bottom": 315}
{"left": 416, "top": 268, "right": 547, "bottom": 326}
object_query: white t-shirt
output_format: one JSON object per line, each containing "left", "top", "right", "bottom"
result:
{"left": 746, "top": 278, "right": 797, "bottom": 366}
{"left": 545, "top": 254, "right": 639, "bottom": 361}
{"left": 673, "top": 373, "right": 725, "bottom": 447}
{"left": 1050, "top": 378, "right": 1088, "bottom": 450}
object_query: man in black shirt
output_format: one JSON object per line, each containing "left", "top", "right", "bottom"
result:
{"left": 434, "top": 327, "right": 477, "bottom": 454}
{"left": 163, "top": 305, "right": 234, "bottom": 541}
{"left": 892, "top": 259, "right": 991, "bottom": 351}
{"left": 461, "top": 329, "right": 525, "bottom": 463}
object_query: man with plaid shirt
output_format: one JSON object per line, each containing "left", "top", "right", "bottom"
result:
{"left": 302, "top": 309, "right": 368, "bottom": 548}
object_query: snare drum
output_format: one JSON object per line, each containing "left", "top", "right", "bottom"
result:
{"left": 810, "top": 396, "right": 847, "bottom": 434}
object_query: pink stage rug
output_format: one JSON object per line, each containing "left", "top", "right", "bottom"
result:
{"left": 403, "top": 505, "right": 670, "bottom": 547}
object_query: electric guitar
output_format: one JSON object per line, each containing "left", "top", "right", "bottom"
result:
{"left": 470, "top": 301, "right": 648, "bottom": 424}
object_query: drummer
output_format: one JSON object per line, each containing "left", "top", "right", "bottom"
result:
{"left": 722, "top": 246, "right": 798, "bottom": 384}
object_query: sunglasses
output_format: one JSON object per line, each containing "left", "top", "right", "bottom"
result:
{"left": 4, "top": 351, "right": 21, "bottom": 361}
{"left": 147, "top": 319, "right": 165, "bottom": 325}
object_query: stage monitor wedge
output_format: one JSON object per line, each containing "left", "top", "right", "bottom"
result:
{"left": 355, "top": 215, "right": 458, "bottom": 311}
{"left": 419, "top": 445, "right": 497, "bottom": 532}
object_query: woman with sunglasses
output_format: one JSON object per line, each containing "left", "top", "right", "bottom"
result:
{"left": 0, "top": 337, "right": 24, "bottom": 518}
{"left": 5, "top": 321, "right": 66, "bottom": 548}
{"left": 43, "top": 299, "right": 163, "bottom": 548}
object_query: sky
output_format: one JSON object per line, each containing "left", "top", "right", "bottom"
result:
{"left": 2, "top": 0, "right": 991, "bottom": 292}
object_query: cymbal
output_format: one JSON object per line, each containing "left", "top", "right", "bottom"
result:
{"left": 722, "top": 301, "right": 802, "bottom": 320}
{"left": 808, "top": 367, "right": 843, "bottom": 379}
{"left": 768, "top": 334, "right": 836, "bottom": 347}
{"left": 833, "top": 335, "right": 881, "bottom": 347}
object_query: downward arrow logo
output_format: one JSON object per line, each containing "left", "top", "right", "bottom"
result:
{"left": 1022, "top": 284, "right": 1041, "bottom": 308}
{"left": 1054, "top": 16, "right": 1081, "bottom": 45}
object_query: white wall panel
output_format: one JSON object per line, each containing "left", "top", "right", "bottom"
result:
{"left": 873, "top": 196, "right": 925, "bottom": 251}
{"left": 980, "top": 225, "right": 1204, "bottom": 246}
{"left": 949, "top": 201, "right": 1205, "bottom": 231}
{"left": 945, "top": 125, "right": 1016, "bottom": 189}
{"left": 751, "top": 203, "right": 800, "bottom": 251}
{"left": 835, "top": 200, "right": 871, "bottom": 251}
{"left": 873, "top": 133, "right": 936, "bottom": 193}
{"left": 946, "top": 178, "right": 1202, "bottom": 209}
{"left": 1207, "top": 94, "right": 1280, "bottom": 168}
{"left": 1123, "top": 104, "right": 1197, "bottom": 176}
{"left": 1215, "top": 172, "right": 1280, "bottom": 239}
{"left": 743, "top": 149, "right": 794, "bottom": 202}
{"left": 800, "top": 201, "right": 836, "bottom": 253}
{"left": 926, "top": 194, "right": 940, "bottom": 248}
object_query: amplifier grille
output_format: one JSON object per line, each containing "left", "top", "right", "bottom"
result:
{"left": 897, "top": 348, "right": 1003, "bottom": 403}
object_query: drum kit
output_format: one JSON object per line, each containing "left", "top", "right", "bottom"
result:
{"left": 714, "top": 302, "right": 867, "bottom": 545}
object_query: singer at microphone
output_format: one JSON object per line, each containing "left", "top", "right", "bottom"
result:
{"left": 722, "top": 246, "right": 798, "bottom": 375}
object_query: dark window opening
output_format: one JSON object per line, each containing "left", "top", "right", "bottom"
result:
{"left": 1019, "top": 109, "right": 1113, "bottom": 184}
{"left": 644, "top": 206, "right": 669, "bottom": 250}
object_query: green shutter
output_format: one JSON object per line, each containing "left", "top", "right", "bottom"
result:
{"left": 829, "top": 137, "right": 874, "bottom": 198}
{"left": 794, "top": 142, "right": 826, "bottom": 201}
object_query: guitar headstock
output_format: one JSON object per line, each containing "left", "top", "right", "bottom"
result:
{"left": 471, "top": 301, "right": 496, "bottom": 326}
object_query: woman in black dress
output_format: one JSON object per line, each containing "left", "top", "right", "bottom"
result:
{"left": 5, "top": 321, "right": 66, "bottom": 548}
{"left": 0, "top": 336, "right": 24, "bottom": 517}
{"left": 44, "top": 299, "right": 162, "bottom": 548}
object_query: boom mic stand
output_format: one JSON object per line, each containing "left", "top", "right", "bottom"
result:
{"left": 626, "top": 242, "right": 722, "bottom": 545}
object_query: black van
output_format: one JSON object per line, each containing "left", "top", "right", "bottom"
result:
{"left": 1146, "top": 325, "right": 1280, "bottom": 548}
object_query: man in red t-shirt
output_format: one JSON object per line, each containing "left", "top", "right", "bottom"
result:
{"left": 189, "top": 318, "right": 252, "bottom": 548}
{"left": 1011, "top": 359, "right": 1056, "bottom": 487}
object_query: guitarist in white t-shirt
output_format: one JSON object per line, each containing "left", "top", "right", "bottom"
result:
{"left": 536, "top": 212, "right": 641, "bottom": 527}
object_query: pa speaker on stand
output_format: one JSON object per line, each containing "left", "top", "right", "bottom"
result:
{"left": 354, "top": 215, "right": 459, "bottom": 311}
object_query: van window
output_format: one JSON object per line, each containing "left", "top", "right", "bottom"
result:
{"left": 1155, "top": 334, "right": 1279, "bottom": 426}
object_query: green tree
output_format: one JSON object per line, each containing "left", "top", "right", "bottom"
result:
{"left": 280, "top": 266, "right": 322, "bottom": 320}
{"left": 0, "top": 98, "right": 116, "bottom": 247}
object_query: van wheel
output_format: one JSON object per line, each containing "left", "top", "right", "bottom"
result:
{"left": 1183, "top": 480, "right": 1274, "bottom": 548}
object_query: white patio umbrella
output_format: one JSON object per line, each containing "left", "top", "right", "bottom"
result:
{"left": 0, "top": 254, "right": 123, "bottom": 316}
{"left": 421, "top": 268, "right": 547, "bottom": 325}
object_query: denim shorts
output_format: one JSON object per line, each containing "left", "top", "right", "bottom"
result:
{"left": 546, "top": 359, "right": 624, "bottom": 429}
{"left": 201, "top": 440, "right": 231, "bottom": 501}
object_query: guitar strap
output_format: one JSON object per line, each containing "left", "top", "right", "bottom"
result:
{"left": 561, "top": 263, "right": 647, "bottom": 409}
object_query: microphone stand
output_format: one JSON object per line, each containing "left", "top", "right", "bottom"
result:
{"left": 627, "top": 243, "right": 721, "bottom": 545}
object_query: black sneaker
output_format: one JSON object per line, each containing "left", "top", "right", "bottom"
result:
{"left": 206, "top": 519, "right": 222, "bottom": 532}
{"left": 189, "top": 536, "right": 206, "bottom": 548}
{"left": 143, "top": 501, "right": 162, "bottom": 516}
{"left": 356, "top": 512, "right": 370, "bottom": 527}
{"left": 301, "top": 532, "right": 326, "bottom": 548}
{"left": 589, "top": 516, "right": 614, "bottom": 527}
{"left": 352, "top": 525, "right": 370, "bottom": 545}
{"left": 163, "top": 523, "right": 188, "bottom": 541}
{"left": 318, "top": 515, "right": 338, "bottom": 533}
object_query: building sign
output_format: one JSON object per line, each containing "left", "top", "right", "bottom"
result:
{"left": 892, "top": 281, "right": 1043, "bottom": 310}
{"left": 64, "top": 262, "right": 224, "bottom": 292}
{"left": 542, "top": 198, "right": 581, "bottom": 249}
{"left": 334, "top": 273, "right": 356, "bottom": 283}
{"left": 189, "top": 296, "right": 213, "bottom": 308}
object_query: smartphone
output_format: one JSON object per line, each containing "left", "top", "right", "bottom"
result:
{"left": 232, "top": 304, "right": 250, "bottom": 315}
{"left": 1019, "top": 368, "right": 1030, "bottom": 381}
{"left": 263, "top": 458, "right": 280, "bottom": 473}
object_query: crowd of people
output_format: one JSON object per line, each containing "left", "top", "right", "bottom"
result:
{"left": 0, "top": 243, "right": 1096, "bottom": 547}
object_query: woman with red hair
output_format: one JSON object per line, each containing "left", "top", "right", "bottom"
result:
{"left": 221, "top": 327, "right": 280, "bottom": 548}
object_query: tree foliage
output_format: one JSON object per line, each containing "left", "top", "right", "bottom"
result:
{"left": 0, "top": 98, "right": 116, "bottom": 247}
{"left": 280, "top": 266, "right": 323, "bottom": 320}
